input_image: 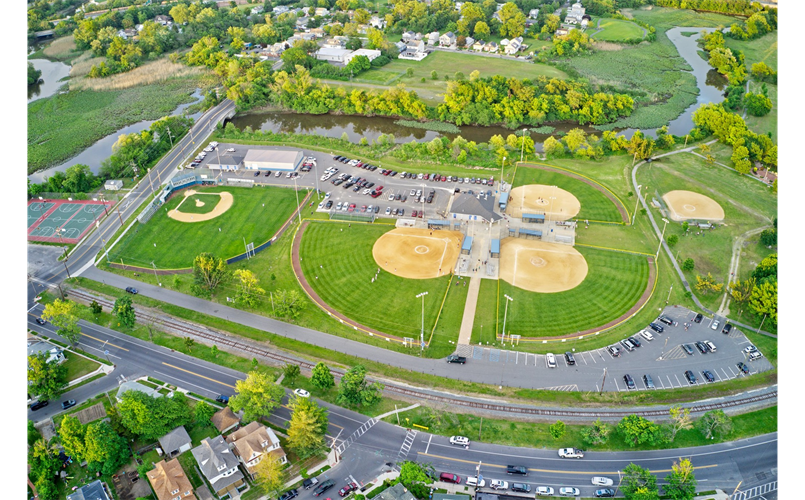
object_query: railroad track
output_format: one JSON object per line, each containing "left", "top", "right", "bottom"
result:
{"left": 67, "top": 289, "right": 778, "bottom": 419}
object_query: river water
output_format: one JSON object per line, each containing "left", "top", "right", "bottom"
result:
{"left": 28, "top": 58, "right": 72, "bottom": 103}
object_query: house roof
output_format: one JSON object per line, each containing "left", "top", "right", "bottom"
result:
{"left": 117, "top": 380, "right": 162, "bottom": 400}
{"left": 147, "top": 459, "right": 197, "bottom": 500}
{"left": 211, "top": 407, "right": 240, "bottom": 433}
{"left": 66, "top": 480, "right": 111, "bottom": 500}
{"left": 450, "top": 193, "right": 502, "bottom": 222}
{"left": 27, "top": 340, "right": 62, "bottom": 359}
{"left": 315, "top": 46, "right": 352, "bottom": 57}
{"left": 191, "top": 436, "right": 244, "bottom": 488}
{"left": 377, "top": 483, "right": 417, "bottom": 500}
{"left": 226, "top": 422, "right": 283, "bottom": 468}
{"left": 158, "top": 426, "right": 192, "bottom": 454}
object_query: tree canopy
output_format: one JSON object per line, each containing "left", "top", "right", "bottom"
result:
{"left": 230, "top": 370, "right": 285, "bottom": 422}
{"left": 117, "top": 390, "right": 192, "bottom": 441}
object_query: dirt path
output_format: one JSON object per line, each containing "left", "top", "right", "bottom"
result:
{"left": 717, "top": 225, "right": 770, "bottom": 316}
{"left": 457, "top": 276, "right": 481, "bottom": 345}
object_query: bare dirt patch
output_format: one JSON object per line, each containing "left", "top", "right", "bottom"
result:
{"left": 507, "top": 184, "right": 581, "bottom": 220}
{"left": 662, "top": 189, "right": 725, "bottom": 221}
{"left": 593, "top": 40, "right": 625, "bottom": 51}
{"left": 373, "top": 227, "right": 463, "bottom": 279}
{"left": 168, "top": 190, "right": 234, "bottom": 223}
{"left": 499, "top": 238, "right": 589, "bottom": 293}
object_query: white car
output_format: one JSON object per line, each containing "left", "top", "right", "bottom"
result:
{"left": 293, "top": 388, "right": 310, "bottom": 398}
{"left": 226, "top": 147, "right": 235, "bottom": 152}
{"left": 449, "top": 436, "right": 469, "bottom": 446}
{"left": 704, "top": 340, "right": 716, "bottom": 352}
{"left": 336, "top": 202, "right": 343, "bottom": 210}
{"left": 362, "top": 188, "right": 371, "bottom": 195}
{"left": 639, "top": 329, "right": 654, "bottom": 341}
{"left": 743, "top": 345, "right": 758, "bottom": 354}
{"left": 546, "top": 353, "right": 556, "bottom": 368}
{"left": 388, "top": 192, "right": 395, "bottom": 201}
{"left": 318, "top": 202, "right": 324, "bottom": 209}
{"left": 417, "top": 173, "right": 424, "bottom": 179}
{"left": 591, "top": 477, "right": 614, "bottom": 487}
{"left": 558, "top": 487, "right": 580, "bottom": 496}
{"left": 465, "top": 477, "right": 485, "bottom": 488}
{"left": 385, "top": 207, "right": 391, "bottom": 215}
{"left": 410, "top": 189, "right": 416, "bottom": 196}
{"left": 711, "top": 320, "right": 720, "bottom": 330}
{"left": 275, "top": 171, "right": 282, "bottom": 177}
{"left": 490, "top": 480, "right": 508, "bottom": 490}
{"left": 535, "top": 486, "right": 554, "bottom": 496}
{"left": 558, "top": 448, "right": 584, "bottom": 459}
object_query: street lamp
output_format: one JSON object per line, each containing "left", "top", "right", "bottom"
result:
{"left": 500, "top": 156, "right": 506, "bottom": 186}
{"left": 666, "top": 285, "right": 673, "bottom": 304}
{"left": 293, "top": 174, "right": 302, "bottom": 224}
{"left": 656, "top": 217, "right": 670, "bottom": 260}
{"left": 502, "top": 294, "right": 513, "bottom": 342}
{"left": 631, "top": 184, "right": 642, "bottom": 225}
{"left": 520, "top": 128, "right": 528, "bottom": 162}
{"left": 416, "top": 292, "right": 428, "bottom": 351}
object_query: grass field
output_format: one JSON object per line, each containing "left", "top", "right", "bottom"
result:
{"left": 109, "top": 186, "right": 302, "bottom": 269}
{"left": 593, "top": 18, "right": 645, "bottom": 42}
{"left": 725, "top": 31, "right": 777, "bottom": 71}
{"left": 744, "top": 81, "right": 777, "bottom": 139}
{"left": 298, "top": 222, "right": 456, "bottom": 342}
{"left": 512, "top": 164, "right": 626, "bottom": 222}
{"left": 63, "top": 354, "right": 100, "bottom": 381}
{"left": 473, "top": 246, "right": 650, "bottom": 339}
{"left": 173, "top": 194, "right": 220, "bottom": 214}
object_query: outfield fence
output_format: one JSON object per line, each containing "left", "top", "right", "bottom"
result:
{"left": 329, "top": 211, "right": 375, "bottom": 223}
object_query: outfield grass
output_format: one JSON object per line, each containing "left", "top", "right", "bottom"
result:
{"left": 172, "top": 195, "right": 220, "bottom": 215}
{"left": 512, "top": 164, "right": 626, "bottom": 222}
{"left": 473, "top": 246, "right": 650, "bottom": 339}
{"left": 593, "top": 18, "right": 645, "bottom": 42}
{"left": 298, "top": 222, "right": 453, "bottom": 341}
{"left": 109, "top": 186, "right": 302, "bottom": 269}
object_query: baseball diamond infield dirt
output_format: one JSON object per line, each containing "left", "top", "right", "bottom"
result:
{"left": 662, "top": 190, "right": 725, "bottom": 222}
{"left": 499, "top": 238, "right": 589, "bottom": 293}
{"left": 373, "top": 227, "right": 464, "bottom": 279}
{"left": 506, "top": 184, "right": 581, "bottom": 220}
{"left": 168, "top": 189, "right": 234, "bottom": 222}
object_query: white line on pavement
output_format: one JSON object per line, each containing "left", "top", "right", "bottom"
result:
{"left": 425, "top": 434, "right": 433, "bottom": 454}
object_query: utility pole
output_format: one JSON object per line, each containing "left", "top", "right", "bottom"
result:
{"left": 520, "top": 128, "right": 527, "bottom": 162}
{"left": 599, "top": 368, "right": 607, "bottom": 395}
{"left": 500, "top": 156, "right": 506, "bottom": 185}
{"left": 666, "top": 285, "right": 673, "bottom": 304}
{"left": 632, "top": 184, "right": 642, "bottom": 225}
{"left": 166, "top": 126, "right": 174, "bottom": 148}
{"left": 416, "top": 292, "right": 428, "bottom": 351}
{"left": 656, "top": 218, "right": 669, "bottom": 260}
{"left": 147, "top": 168, "right": 155, "bottom": 195}
{"left": 502, "top": 294, "right": 513, "bottom": 342}
{"left": 116, "top": 204, "right": 125, "bottom": 226}
{"left": 151, "top": 261, "right": 161, "bottom": 287}
{"left": 293, "top": 175, "right": 302, "bottom": 224}
{"left": 757, "top": 313, "right": 767, "bottom": 334}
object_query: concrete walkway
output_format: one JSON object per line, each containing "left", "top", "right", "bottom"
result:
{"left": 457, "top": 277, "right": 481, "bottom": 345}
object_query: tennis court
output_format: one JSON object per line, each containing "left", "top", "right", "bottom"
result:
{"left": 28, "top": 199, "right": 113, "bottom": 243}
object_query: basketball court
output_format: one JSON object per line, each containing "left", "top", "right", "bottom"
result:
{"left": 506, "top": 184, "right": 581, "bottom": 220}
{"left": 372, "top": 227, "right": 463, "bottom": 279}
{"left": 27, "top": 199, "right": 113, "bottom": 243}
{"left": 662, "top": 190, "right": 725, "bottom": 222}
{"left": 498, "top": 238, "right": 589, "bottom": 293}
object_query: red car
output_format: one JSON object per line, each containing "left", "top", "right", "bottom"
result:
{"left": 411, "top": 210, "right": 418, "bottom": 217}
{"left": 376, "top": 185, "right": 384, "bottom": 191}
{"left": 339, "top": 483, "right": 359, "bottom": 497}
{"left": 347, "top": 204, "right": 356, "bottom": 212}
{"left": 355, "top": 162, "right": 363, "bottom": 168}
{"left": 418, "top": 211, "right": 423, "bottom": 218}
{"left": 360, "top": 205, "right": 367, "bottom": 212}
{"left": 371, "top": 192, "right": 381, "bottom": 198}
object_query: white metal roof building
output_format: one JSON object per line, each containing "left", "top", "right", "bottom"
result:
{"left": 243, "top": 149, "right": 304, "bottom": 171}
{"left": 344, "top": 48, "right": 382, "bottom": 64}
{"left": 314, "top": 46, "right": 352, "bottom": 62}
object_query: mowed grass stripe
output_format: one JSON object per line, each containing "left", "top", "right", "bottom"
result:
{"left": 513, "top": 166, "right": 623, "bottom": 222}
{"left": 495, "top": 246, "right": 649, "bottom": 337}
{"left": 299, "top": 222, "right": 451, "bottom": 338}
{"left": 109, "top": 186, "right": 301, "bottom": 269}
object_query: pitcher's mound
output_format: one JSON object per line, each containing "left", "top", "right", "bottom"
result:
{"left": 662, "top": 190, "right": 724, "bottom": 221}
{"left": 507, "top": 185, "right": 581, "bottom": 220}
{"left": 373, "top": 228, "right": 463, "bottom": 279}
{"left": 500, "top": 238, "right": 588, "bottom": 293}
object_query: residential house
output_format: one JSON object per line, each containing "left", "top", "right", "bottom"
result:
{"left": 581, "top": 17, "right": 589, "bottom": 28}
{"left": 116, "top": 380, "right": 162, "bottom": 403}
{"left": 158, "top": 426, "right": 193, "bottom": 458}
{"left": 439, "top": 31, "right": 456, "bottom": 46}
{"left": 66, "top": 480, "right": 112, "bottom": 500}
{"left": 484, "top": 41, "right": 498, "bottom": 52}
{"left": 324, "top": 37, "right": 346, "bottom": 48}
{"left": 402, "top": 30, "right": 416, "bottom": 42}
{"left": 555, "top": 27, "right": 569, "bottom": 36}
{"left": 315, "top": 7, "right": 330, "bottom": 16}
{"left": 135, "top": 23, "right": 144, "bottom": 31}
{"left": 500, "top": 38, "right": 509, "bottom": 47}
{"left": 300, "top": 32, "right": 317, "bottom": 41}
{"left": 427, "top": 31, "right": 440, "bottom": 45}
{"left": 154, "top": 14, "right": 172, "bottom": 26}
{"left": 492, "top": 11, "right": 502, "bottom": 22}
{"left": 273, "top": 5, "right": 290, "bottom": 14}
{"left": 225, "top": 421, "right": 287, "bottom": 476}
{"left": 376, "top": 483, "right": 417, "bottom": 500}
{"left": 464, "top": 36, "right": 475, "bottom": 48}
{"left": 495, "top": 2, "right": 504, "bottom": 10}
{"left": 369, "top": 15, "right": 386, "bottom": 29}
{"left": 296, "top": 16, "right": 310, "bottom": 28}
{"left": 472, "top": 39, "right": 485, "bottom": 51}
{"left": 314, "top": 46, "right": 352, "bottom": 63}
{"left": 344, "top": 48, "right": 381, "bottom": 64}
{"left": 529, "top": 8, "right": 539, "bottom": 18}
{"left": 309, "top": 27, "right": 325, "bottom": 37}
{"left": 455, "top": 1, "right": 464, "bottom": 10}
{"left": 27, "top": 340, "right": 65, "bottom": 365}
{"left": 394, "top": 41, "right": 407, "bottom": 53}
{"left": 191, "top": 436, "right": 245, "bottom": 499}
{"left": 505, "top": 36, "right": 523, "bottom": 55}
{"left": 399, "top": 41, "right": 428, "bottom": 60}
{"left": 147, "top": 458, "right": 197, "bottom": 500}
{"left": 414, "top": 32, "right": 423, "bottom": 41}
{"left": 250, "top": 5, "right": 264, "bottom": 15}
{"left": 565, "top": 2, "right": 585, "bottom": 24}
{"left": 117, "top": 28, "right": 137, "bottom": 39}
{"left": 104, "top": 179, "right": 123, "bottom": 191}
{"left": 211, "top": 407, "right": 241, "bottom": 434}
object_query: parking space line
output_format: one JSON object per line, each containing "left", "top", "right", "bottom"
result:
{"left": 720, "top": 367, "right": 731, "bottom": 380}
{"left": 727, "top": 366, "right": 737, "bottom": 377}
{"left": 658, "top": 376, "right": 666, "bottom": 389}
{"left": 666, "top": 375, "right": 674, "bottom": 387}
{"left": 714, "top": 371, "right": 724, "bottom": 382}
{"left": 579, "top": 353, "right": 588, "bottom": 365}
{"left": 674, "top": 374, "right": 682, "bottom": 386}
{"left": 560, "top": 356, "right": 568, "bottom": 368}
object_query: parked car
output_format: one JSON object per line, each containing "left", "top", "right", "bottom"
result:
{"left": 546, "top": 353, "right": 556, "bottom": 368}
{"left": 506, "top": 465, "right": 528, "bottom": 476}
{"left": 510, "top": 484, "right": 531, "bottom": 493}
{"left": 607, "top": 345, "right": 621, "bottom": 357}
{"left": 749, "top": 351, "right": 763, "bottom": 361}
{"left": 658, "top": 315, "right": 674, "bottom": 325}
{"left": 439, "top": 473, "right": 461, "bottom": 484}
{"left": 591, "top": 477, "right": 614, "bottom": 487}
{"left": 623, "top": 374, "right": 636, "bottom": 389}
{"left": 465, "top": 478, "right": 486, "bottom": 488}
{"left": 449, "top": 436, "right": 470, "bottom": 446}
{"left": 648, "top": 322, "right": 664, "bottom": 333}
{"left": 744, "top": 345, "right": 758, "bottom": 354}
{"left": 694, "top": 313, "right": 703, "bottom": 323}
{"left": 639, "top": 330, "right": 654, "bottom": 341}
{"left": 684, "top": 370, "right": 697, "bottom": 384}
{"left": 125, "top": 286, "right": 138, "bottom": 294}
{"left": 215, "top": 395, "right": 229, "bottom": 404}
{"left": 313, "top": 479, "right": 335, "bottom": 496}
{"left": 558, "top": 448, "right": 584, "bottom": 459}
{"left": 490, "top": 480, "right": 508, "bottom": 490}
{"left": 535, "top": 486, "right": 554, "bottom": 496}
{"left": 279, "top": 489, "right": 298, "bottom": 500}
{"left": 61, "top": 399, "right": 77, "bottom": 410}
{"left": 702, "top": 370, "right": 715, "bottom": 382}
{"left": 594, "top": 489, "right": 616, "bottom": 498}
{"left": 620, "top": 339, "right": 635, "bottom": 352}
{"left": 737, "top": 362, "right": 750, "bottom": 374}
{"left": 564, "top": 351, "right": 576, "bottom": 365}
{"left": 446, "top": 354, "right": 466, "bottom": 364}
{"left": 711, "top": 320, "right": 720, "bottom": 330}
{"left": 682, "top": 344, "right": 694, "bottom": 355}
{"left": 302, "top": 477, "right": 319, "bottom": 489}
{"left": 30, "top": 400, "right": 49, "bottom": 411}
{"left": 628, "top": 336, "right": 641, "bottom": 348}
{"left": 293, "top": 389, "right": 310, "bottom": 398}
{"left": 339, "top": 483, "right": 359, "bottom": 497}
{"left": 695, "top": 341, "right": 709, "bottom": 354}
{"left": 722, "top": 323, "right": 733, "bottom": 334}
{"left": 558, "top": 487, "right": 580, "bottom": 496}
{"left": 704, "top": 340, "right": 717, "bottom": 352}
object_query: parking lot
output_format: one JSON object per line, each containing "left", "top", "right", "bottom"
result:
{"left": 187, "top": 143, "right": 498, "bottom": 220}
{"left": 454, "top": 306, "right": 774, "bottom": 392}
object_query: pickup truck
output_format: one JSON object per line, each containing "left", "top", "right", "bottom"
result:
{"left": 506, "top": 465, "right": 528, "bottom": 476}
{"left": 446, "top": 354, "right": 466, "bottom": 364}
{"left": 558, "top": 448, "right": 584, "bottom": 459}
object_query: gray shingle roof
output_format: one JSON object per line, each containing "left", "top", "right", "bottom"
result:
{"left": 66, "top": 480, "right": 111, "bottom": 500}
{"left": 191, "top": 436, "right": 244, "bottom": 490}
{"left": 450, "top": 193, "right": 502, "bottom": 222}
{"left": 158, "top": 425, "right": 192, "bottom": 454}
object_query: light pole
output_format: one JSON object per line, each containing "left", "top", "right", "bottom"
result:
{"left": 520, "top": 128, "right": 527, "bottom": 162}
{"left": 502, "top": 294, "right": 513, "bottom": 342}
{"left": 416, "top": 292, "right": 428, "bottom": 351}
{"left": 631, "top": 184, "right": 642, "bottom": 225}
{"left": 293, "top": 174, "right": 302, "bottom": 224}
{"left": 666, "top": 285, "right": 673, "bottom": 304}
{"left": 151, "top": 261, "right": 162, "bottom": 287}
{"left": 656, "top": 217, "right": 670, "bottom": 260}
{"left": 166, "top": 126, "right": 174, "bottom": 148}
{"left": 500, "top": 156, "right": 506, "bottom": 186}
{"left": 659, "top": 337, "right": 669, "bottom": 360}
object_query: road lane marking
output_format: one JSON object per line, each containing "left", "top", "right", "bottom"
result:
{"left": 425, "top": 434, "right": 432, "bottom": 454}
{"left": 80, "top": 332, "right": 129, "bottom": 351}
{"left": 162, "top": 362, "right": 236, "bottom": 388}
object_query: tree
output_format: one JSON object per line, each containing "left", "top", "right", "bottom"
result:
{"left": 211, "top": 345, "right": 219, "bottom": 358}
{"left": 283, "top": 364, "right": 301, "bottom": 383}
{"left": 729, "top": 278, "right": 755, "bottom": 306}
{"left": 59, "top": 415, "right": 86, "bottom": 461}
{"left": 287, "top": 396, "right": 329, "bottom": 458}
{"left": 663, "top": 458, "right": 697, "bottom": 500}
{"left": 543, "top": 136, "right": 565, "bottom": 157}
{"left": 84, "top": 420, "right": 130, "bottom": 475}
{"left": 431, "top": 70, "right": 438, "bottom": 80}
{"left": 406, "top": 67, "right": 414, "bottom": 77}
{"left": 274, "top": 289, "right": 305, "bottom": 320}
{"left": 498, "top": 2, "right": 526, "bottom": 38}
{"left": 399, "top": 460, "right": 429, "bottom": 487}
{"left": 28, "top": 420, "right": 41, "bottom": 447}
{"left": 27, "top": 351, "right": 68, "bottom": 401}
{"left": 749, "top": 280, "right": 777, "bottom": 324}
{"left": 621, "top": 463, "right": 659, "bottom": 500}
{"left": 617, "top": 415, "right": 662, "bottom": 447}
{"left": 117, "top": 391, "right": 192, "bottom": 441}
{"left": 253, "top": 455, "right": 288, "bottom": 498}
{"left": 582, "top": 418, "right": 609, "bottom": 447}
{"left": 194, "top": 401, "right": 216, "bottom": 426}
{"left": 366, "top": 28, "right": 389, "bottom": 50}
{"left": 233, "top": 269, "right": 265, "bottom": 308}
{"left": 541, "top": 14, "right": 560, "bottom": 34}
{"left": 41, "top": 298, "right": 81, "bottom": 348}
{"left": 89, "top": 300, "right": 102, "bottom": 315}
{"left": 697, "top": 409, "right": 732, "bottom": 439}
{"left": 668, "top": 406, "right": 693, "bottom": 442}
{"left": 731, "top": 142, "right": 752, "bottom": 174}
{"left": 759, "top": 228, "right": 776, "bottom": 246}
{"left": 230, "top": 370, "right": 285, "bottom": 422}
{"left": 744, "top": 92, "right": 772, "bottom": 116}
{"left": 184, "top": 336, "right": 196, "bottom": 352}
{"left": 192, "top": 253, "right": 229, "bottom": 295}
{"left": 474, "top": 21, "right": 490, "bottom": 39}
{"left": 682, "top": 258, "right": 695, "bottom": 271}
{"left": 113, "top": 295, "right": 136, "bottom": 328}
{"left": 29, "top": 438, "right": 60, "bottom": 498}
{"left": 549, "top": 420, "right": 566, "bottom": 439}
{"left": 694, "top": 273, "right": 723, "bottom": 294}
{"left": 681, "top": 221, "right": 690, "bottom": 233}
{"left": 666, "top": 234, "right": 679, "bottom": 247}
{"left": 337, "top": 364, "right": 383, "bottom": 407}
{"left": 311, "top": 362, "right": 335, "bottom": 389}
{"left": 28, "top": 62, "right": 43, "bottom": 85}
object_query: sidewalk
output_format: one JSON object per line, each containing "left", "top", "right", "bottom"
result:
{"left": 457, "top": 277, "right": 481, "bottom": 345}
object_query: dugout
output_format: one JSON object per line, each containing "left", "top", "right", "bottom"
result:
{"left": 461, "top": 236, "right": 473, "bottom": 255}
{"left": 490, "top": 239, "right": 500, "bottom": 258}
{"left": 428, "top": 219, "right": 450, "bottom": 230}
{"left": 499, "top": 192, "right": 509, "bottom": 211}
{"left": 522, "top": 213, "right": 545, "bottom": 224}
{"left": 519, "top": 228, "right": 542, "bottom": 239}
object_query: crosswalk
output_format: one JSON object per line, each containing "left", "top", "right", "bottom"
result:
{"left": 731, "top": 481, "right": 777, "bottom": 500}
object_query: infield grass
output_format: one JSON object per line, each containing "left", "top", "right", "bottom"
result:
{"left": 593, "top": 18, "right": 645, "bottom": 42}
{"left": 172, "top": 194, "right": 220, "bottom": 215}
{"left": 109, "top": 185, "right": 302, "bottom": 269}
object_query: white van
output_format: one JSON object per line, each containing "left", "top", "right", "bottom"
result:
{"left": 639, "top": 330, "right": 654, "bottom": 341}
